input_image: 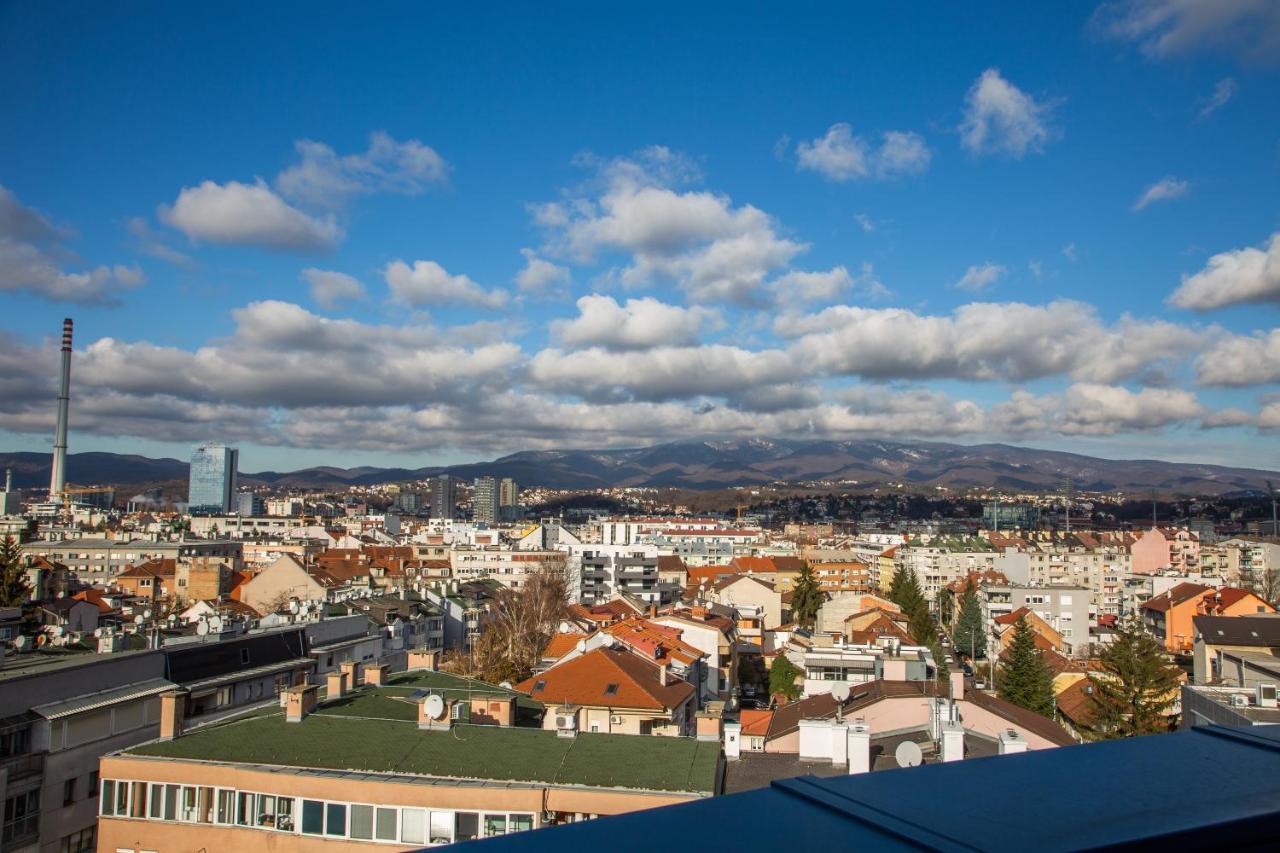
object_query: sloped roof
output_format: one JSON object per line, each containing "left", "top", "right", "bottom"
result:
{"left": 514, "top": 647, "right": 695, "bottom": 711}
{"left": 542, "top": 632, "right": 586, "bottom": 661}
{"left": 1054, "top": 678, "right": 1100, "bottom": 728}
{"left": 1193, "top": 614, "right": 1280, "bottom": 646}
{"left": 1141, "top": 583, "right": 1212, "bottom": 613}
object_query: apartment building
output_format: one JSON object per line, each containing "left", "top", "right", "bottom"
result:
{"left": 981, "top": 584, "right": 1091, "bottom": 655}
{"left": 19, "top": 539, "right": 242, "bottom": 589}
{"left": 895, "top": 539, "right": 998, "bottom": 602}
{"left": 0, "top": 650, "right": 172, "bottom": 853}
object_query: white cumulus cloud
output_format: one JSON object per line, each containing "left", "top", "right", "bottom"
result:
{"left": 1168, "top": 231, "right": 1280, "bottom": 310}
{"left": 795, "top": 123, "right": 931, "bottom": 181}
{"left": 959, "top": 68, "right": 1055, "bottom": 157}
{"left": 275, "top": 131, "right": 448, "bottom": 209}
{"left": 160, "top": 179, "right": 341, "bottom": 251}
{"left": 515, "top": 248, "right": 570, "bottom": 294}
{"left": 552, "top": 294, "right": 718, "bottom": 350}
{"left": 301, "top": 268, "right": 366, "bottom": 310}
{"left": 0, "top": 184, "right": 144, "bottom": 304}
{"left": 385, "top": 259, "right": 509, "bottom": 308}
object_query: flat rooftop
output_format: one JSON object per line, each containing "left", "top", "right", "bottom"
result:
{"left": 723, "top": 729, "right": 997, "bottom": 794}
{"left": 124, "top": 676, "right": 719, "bottom": 795}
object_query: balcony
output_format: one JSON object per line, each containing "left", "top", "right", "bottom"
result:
{"left": 0, "top": 750, "right": 44, "bottom": 782}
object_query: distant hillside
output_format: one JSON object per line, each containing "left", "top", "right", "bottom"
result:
{"left": 0, "top": 451, "right": 189, "bottom": 489}
{"left": 3, "top": 440, "right": 1276, "bottom": 496}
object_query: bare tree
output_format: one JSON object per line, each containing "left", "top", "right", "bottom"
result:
{"left": 471, "top": 567, "right": 568, "bottom": 684}
{"left": 1254, "top": 568, "right": 1280, "bottom": 608}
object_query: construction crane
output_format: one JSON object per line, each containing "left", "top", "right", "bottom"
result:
{"left": 56, "top": 485, "right": 114, "bottom": 522}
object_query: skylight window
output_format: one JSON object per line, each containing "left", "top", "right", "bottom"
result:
{"left": 533, "top": 680, "right": 546, "bottom": 692}
{"left": 604, "top": 683, "right": 619, "bottom": 696}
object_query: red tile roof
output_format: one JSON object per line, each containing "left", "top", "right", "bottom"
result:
{"left": 542, "top": 632, "right": 585, "bottom": 661}
{"left": 515, "top": 647, "right": 694, "bottom": 711}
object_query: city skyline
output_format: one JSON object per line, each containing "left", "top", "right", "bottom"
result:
{"left": 2, "top": 3, "right": 1279, "bottom": 472}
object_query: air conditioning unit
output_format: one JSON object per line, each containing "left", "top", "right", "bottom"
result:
{"left": 1257, "top": 683, "right": 1278, "bottom": 709}
{"left": 610, "top": 715, "right": 623, "bottom": 725}
{"left": 555, "top": 711, "right": 578, "bottom": 737}
{"left": 1229, "top": 693, "right": 1249, "bottom": 708}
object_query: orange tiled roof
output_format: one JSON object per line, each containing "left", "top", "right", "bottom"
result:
{"left": 739, "top": 709, "right": 773, "bottom": 736}
{"left": 994, "top": 606, "right": 1033, "bottom": 625}
{"left": 514, "top": 647, "right": 694, "bottom": 711}
{"left": 542, "top": 632, "right": 586, "bottom": 661}
{"left": 603, "top": 618, "right": 705, "bottom": 666}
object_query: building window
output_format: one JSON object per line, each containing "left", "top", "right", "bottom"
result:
{"left": 4, "top": 789, "right": 41, "bottom": 844}
{"left": 64, "top": 777, "right": 77, "bottom": 806}
{"left": 0, "top": 725, "right": 31, "bottom": 756}
{"left": 60, "top": 826, "right": 95, "bottom": 853}
{"left": 88, "top": 771, "right": 99, "bottom": 797}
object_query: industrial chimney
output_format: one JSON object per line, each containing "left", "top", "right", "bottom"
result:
{"left": 49, "top": 318, "right": 72, "bottom": 504}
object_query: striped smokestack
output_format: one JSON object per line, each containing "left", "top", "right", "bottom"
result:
{"left": 49, "top": 317, "right": 72, "bottom": 503}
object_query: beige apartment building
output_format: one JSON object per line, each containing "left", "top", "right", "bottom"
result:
{"left": 96, "top": 669, "right": 720, "bottom": 851}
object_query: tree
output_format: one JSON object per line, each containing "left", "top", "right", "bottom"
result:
{"left": 888, "top": 565, "right": 925, "bottom": 617}
{"left": 997, "top": 615, "right": 1055, "bottom": 718}
{"left": 953, "top": 587, "right": 987, "bottom": 661}
{"left": 790, "top": 564, "right": 822, "bottom": 629}
{"left": 470, "top": 567, "right": 568, "bottom": 684}
{"left": 769, "top": 654, "right": 802, "bottom": 701}
{"left": 937, "top": 588, "right": 956, "bottom": 627}
{"left": 1088, "top": 615, "right": 1183, "bottom": 739}
{"left": 0, "top": 536, "right": 32, "bottom": 607}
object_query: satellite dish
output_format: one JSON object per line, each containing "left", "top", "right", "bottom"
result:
{"left": 195, "top": 620, "right": 210, "bottom": 636}
{"left": 143, "top": 608, "right": 152, "bottom": 619}
{"left": 575, "top": 639, "right": 587, "bottom": 654}
{"left": 424, "top": 694, "right": 446, "bottom": 720}
{"left": 499, "top": 681, "right": 513, "bottom": 690}
{"left": 289, "top": 599, "right": 300, "bottom": 614}
{"left": 134, "top": 614, "right": 144, "bottom": 624}
{"left": 895, "top": 740, "right": 924, "bottom": 768}
{"left": 13, "top": 635, "right": 28, "bottom": 650}
{"left": 831, "top": 683, "right": 851, "bottom": 703}
{"left": 93, "top": 628, "right": 105, "bottom": 638}
{"left": 51, "top": 625, "right": 64, "bottom": 638}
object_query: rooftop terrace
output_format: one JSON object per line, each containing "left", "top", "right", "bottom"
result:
{"left": 125, "top": 673, "right": 719, "bottom": 795}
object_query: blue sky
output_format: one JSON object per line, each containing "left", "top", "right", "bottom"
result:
{"left": 1, "top": 2, "right": 1278, "bottom": 472}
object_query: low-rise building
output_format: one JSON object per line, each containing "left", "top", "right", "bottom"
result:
{"left": 96, "top": 670, "right": 719, "bottom": 850}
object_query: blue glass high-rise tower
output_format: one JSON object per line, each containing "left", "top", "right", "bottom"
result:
{"left": 187, "top": 443, "right": 239, "bottom": 514}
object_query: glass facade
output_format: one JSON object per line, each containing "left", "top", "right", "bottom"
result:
{"left": 188, "top": 444, "right": 239, "bottom": 514}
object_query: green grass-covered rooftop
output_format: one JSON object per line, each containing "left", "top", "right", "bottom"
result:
{"left": 127, "top": 676, "right": 719, "bottom": 795}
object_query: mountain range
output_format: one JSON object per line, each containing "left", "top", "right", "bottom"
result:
{"left": 1, "top": 439, "right": 1276, "bottom": 495}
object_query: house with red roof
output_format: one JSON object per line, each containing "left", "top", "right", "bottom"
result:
{"left": 514, "top": 646, "right": 697, "bottom": 736}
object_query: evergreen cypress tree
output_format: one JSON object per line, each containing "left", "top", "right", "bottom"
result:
{"left": 953, "top": 587, "right": 987, "bottom": 661}
{"left": 790, "top": 563, "right": 822, "bottom": 629}
{"left": 997, "top": 615, "right": 1055, "bottom": 717}
{"left": 1089, "top": 615, "right": 1183, "bottom": 738}
{"left": 888, "top": 565, "right": 925, "bottom": 616}
{"left": 0, "top": 536, "right": 31, "bottom": 607}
